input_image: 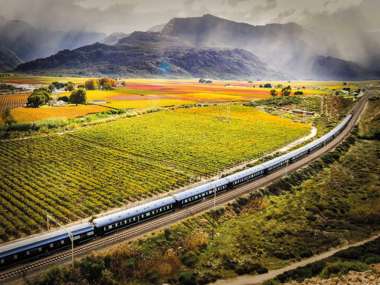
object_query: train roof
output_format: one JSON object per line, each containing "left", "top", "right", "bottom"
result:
{"left": 93, "top": 196, "right": 176, "bottom": 227}
{"left": 0, "top": 223, "right": 94, "bottom": 259}
{"left": 173, "top": 178, "right": 229, "bottom": 201}
{"left": 225, "top": 164, "right": 265, "bottom": 182}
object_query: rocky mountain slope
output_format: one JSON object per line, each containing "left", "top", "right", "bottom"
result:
{"left": 16, "top": 41, "right": 282, "bottom": 79}
{"left": 13, "top": 14, "right": 378, "bottom": 80}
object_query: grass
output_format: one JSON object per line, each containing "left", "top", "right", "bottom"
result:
{"left": 0, "top": 105, "right": 309, "bottom": 241}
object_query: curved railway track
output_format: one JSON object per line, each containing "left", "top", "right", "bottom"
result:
{"left": 0, "top": 93, "right": 369, "bottom": 284}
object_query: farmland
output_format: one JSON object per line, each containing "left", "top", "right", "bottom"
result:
{"left": 11, "top": 105, "right": 109, "bottom": 123}
{"left": 32, "top": 96, "right": 380, "bottom": 285}
{"left": 0, "top": 75, "right": 356, "bottom": 125}
{"left": 0, "top": 105, "right": 310, "bottom": 242}
{"left": 0, "top": 93, "right": 29, "bottom": 121}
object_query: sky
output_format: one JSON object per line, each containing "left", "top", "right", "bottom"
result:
{"left": 0, "top": 0, "right": 372, "bottom": 34}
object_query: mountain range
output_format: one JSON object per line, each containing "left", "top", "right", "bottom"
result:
{"left": 3, "top": 14, "right": 380, "bottom": 80}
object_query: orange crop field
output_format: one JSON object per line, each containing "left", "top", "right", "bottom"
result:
{"left": 0, "top": 93, "right": 30, "bottom": 121}
{"left": 0, "top": 76, "right": 347, "bottom": 123}
{"left": 11, "top": 105, "right": 109, "bottom": 123}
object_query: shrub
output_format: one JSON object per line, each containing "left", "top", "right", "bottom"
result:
{"left": 69, "top": 89, "right": 87, "bottom": 105}
{"left": 27, "top": 88, "right": 52, "bottom": 108}
{"left": 64, "top": 82, "right": 75, "bottom": 91}
{"left": 58, "top": 95, "right": 69, "bottom": 102}
{"left": 85, "top": 79, "right": 98, "bottom": 90}
{"left": 181, "top": 251, "right": 199, "bottom": 267}
{"left": 79, "top": 256, "right": 106, "bottom": 283}
{"left": 320, "top": 261, "right": 368, "bottom": 278}
{"left": 179, "top": 271, "right": 197, "bottom": 285}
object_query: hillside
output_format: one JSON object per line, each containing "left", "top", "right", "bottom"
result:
{"left": 16, "top": 42, "right": 283, "bottom": 79}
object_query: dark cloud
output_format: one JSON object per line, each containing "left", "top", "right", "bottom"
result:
{"left": 0, "top": 0, "right": 370, "bottom": 35}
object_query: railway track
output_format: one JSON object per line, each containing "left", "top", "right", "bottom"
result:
{"left": 0, "top": 93, "right": 369, "bottom": 284}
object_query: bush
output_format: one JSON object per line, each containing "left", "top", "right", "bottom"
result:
{"left": 64, "top": 82, "right": 75, "bottom": 91}
{"left": 27, "top": 88, "right": 52, "bottom": 108}
{"left": 179, "top": 271, "right": 197, "bottom": 285}
{"left": 320, "top": 261, "right": 368, "bottom": 278}
{"left": 85, "top": 79, "right": 98, "bottom": 90}
{"left": 181, "top": 251, "right": 199, "bottom": 267}
{"left": 69, "top": 89, "right": 87, "bottom": 105}
{"left": 58, "top": 95, "right": 69, "bottom": 102}
{"left": 79, "top": 256, "right": 106, "bottom": 283}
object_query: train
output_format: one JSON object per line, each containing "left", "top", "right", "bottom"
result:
{"left": 0, "top": 114, "right": 353, "bottom": 269}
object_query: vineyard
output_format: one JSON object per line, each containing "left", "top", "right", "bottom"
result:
{"left": 0, "top": 93, "right": 29, "bottom": 121}
{"left": 0, "top": 105, "right": 309, "bottom": 242}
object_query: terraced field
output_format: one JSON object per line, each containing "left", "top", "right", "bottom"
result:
{"left": 0, "top": 105, "right": 309, "bottom": 242}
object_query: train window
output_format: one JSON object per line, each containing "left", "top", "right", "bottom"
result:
{"left": 104, "top": 227, "right": 107, "bottom": 231}
{"left": 26, "top": 251, "right": 30, "bottom": 255}
{"left": 50, "top": 243, "right": 54, "bottom": 248}
{"left": 38, "top": 247, "right": 42, "bottom": 252}
{"left": 61, "top": 240, "right": 65, "bottom": 245}
{"left": 146, "top": 212, "right": 150, "bottom": 217}
{"left": 13, "top": 254, "right": 18, "bottom": 260}
{"left": 0, "top": 259, "right": 4, "bottom": 264}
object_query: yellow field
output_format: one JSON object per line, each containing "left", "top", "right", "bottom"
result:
{"left": 0, "top": 75, "right": 360, "bottom": 124}
{"left": 11, "top": 105, "right": 109, "bottom": 123}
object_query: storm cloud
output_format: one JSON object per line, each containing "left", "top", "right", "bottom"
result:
{"left": 0, "top": 0, "right": 378, "bottom": 67}
{"left": 0, "top": 0, "right": 367, "bottom": 33}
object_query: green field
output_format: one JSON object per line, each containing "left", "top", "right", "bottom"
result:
{"left": 0, "top": 105, "right": 309, "bottom": 241}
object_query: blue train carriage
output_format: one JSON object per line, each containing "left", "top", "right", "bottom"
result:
{"left": 93, "top": 196, "right": 177, "bottom": 235}
{"left": 173, "top": 178, "right": 230, "bottom": 207}
{"left": 225, "top": 164, "right": 265, "bottom": 187}
{"left": 0, "top": 222, "right": 94, "bottom": 268}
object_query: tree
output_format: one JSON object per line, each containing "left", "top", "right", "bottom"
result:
{"left": 99, "top": 78, "right": 116, "bottom": 90}
{"left": 270, "top": 89, "right": 278, "bottom": 97}
{"left": 27, "top": 88, "right": 52, "bottom": 108}
{"left": 2, "top": 108, "right": 15, "bottom": 126}
{"left": 65, "top": 82, "right": 75, "bottom": 91}
{"left": 84, "top": 79, "right": 98, "bottom": 90}
{"left": 281, "top": 85, "right": 292, "bottom": 97}
{"left": 69, "top": 89, "right": 87, "bottom": 105}
{"left": 263, "top": 83, "right": 272, "bottom": 88}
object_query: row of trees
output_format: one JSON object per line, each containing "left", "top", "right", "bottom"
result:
{"left": 48, "top": 81, "right": 75, "bottom": 92}
{"left": 27, "top": 88, "right": 87, "bottom": 108}
{"left": 270, "top": 86, "right": 303, "bottom": 97}
{"left": 27, "top": 88, "right": 52, "bottom": 108}
{"left": 84, "top": 78, "right": 118, "bottom": 90}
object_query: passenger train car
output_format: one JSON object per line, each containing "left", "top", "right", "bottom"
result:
{"left": 0, "top": 114, "right": 352, "bottom": 268}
